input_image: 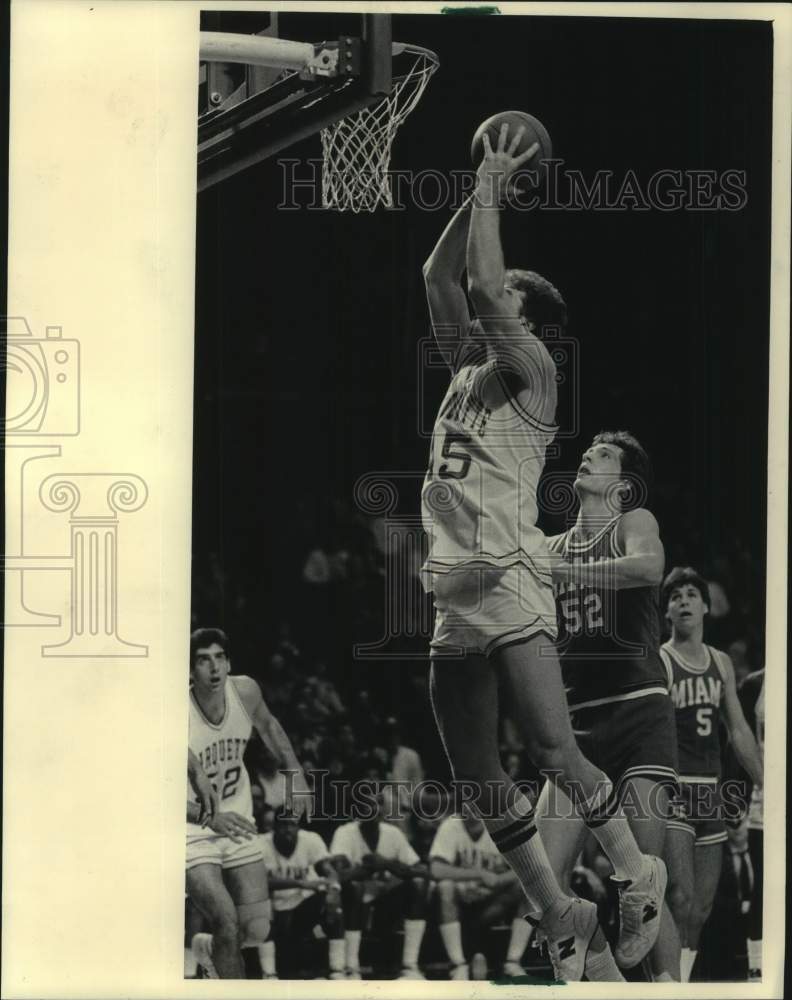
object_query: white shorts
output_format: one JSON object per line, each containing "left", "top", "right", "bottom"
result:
{"left": 186, "top": 831, "right": 265, "bottom": 871}
{"left": 430, "top": 563, "right": 557, "bottom": 658}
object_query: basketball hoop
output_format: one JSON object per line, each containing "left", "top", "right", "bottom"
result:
{"left": 321, "top": 43, "right": 439, "bottom": 212}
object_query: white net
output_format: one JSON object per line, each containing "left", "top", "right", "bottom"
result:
{"left": 321, "top": 44, "right": 439, "bottom": 212}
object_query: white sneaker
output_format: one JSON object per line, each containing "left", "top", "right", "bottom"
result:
{"left": 470, "top": 952, "right": 488, "bottom": 980}
{"left": 399, "top": 965, "right": 426, "bottom": 979}
{"left": 531, "top": 897, "right": 598, "bottom": 982}
{"left": 191, "top": 933, "right": 219, "bottom": 980}
{"left": 613, "top": 855, "right": 667, "bottom": 968}
{"left": 328, "top": 970, "right": 346, "bottom": 980}
{"left": 502, "top": 960, "right": 525, "bottom": 978}
{"left": 346, "top": 967, "right": 362, "bottom": 980}
{"left": 450, "top": 962, "right": 469, "bottom": 980}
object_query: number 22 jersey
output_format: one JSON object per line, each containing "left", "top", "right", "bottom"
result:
{"left": 188, "top": 677, "right": 254, "bottom": 835}
{"left": 547, "top": 513, "right": 667, "bottom": 710}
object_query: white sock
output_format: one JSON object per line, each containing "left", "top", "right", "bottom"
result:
{"left": 747, "top": 938, "right": 762, "bottom": 973}
{"left": 402, "top": 918, "right": 426, "bottom": 968}
{"left": 585, "top": 945, "right": 625, "bottom": 982}
{"left": 506, "top": 918, "right": 533, "bottom": 963}
{"left": 257, "top": 940, "right": 276, "bottom": 977}
{"left": 680, "top": 947, "right": 697, "bottom": 982}
{"left": 345, "top": 929, "right": 362, "bottom": 970}
{"left": 328, "top": 937, "right": 345, "bottom": 974}
{"left": 439, "top": 921, "right": 465, "bottom": 965}
{"left": 485, "top": 791, "right": 566, "bottom": 913}
{"left": 582, "top": 780, "right": 646, "bottom": 883}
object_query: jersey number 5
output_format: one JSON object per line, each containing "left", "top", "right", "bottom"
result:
{"left": 438, "top": 433, "right": 472, "bottom": 480}
{"left": 696, "top": 707, "right": 713, "bottom": 736}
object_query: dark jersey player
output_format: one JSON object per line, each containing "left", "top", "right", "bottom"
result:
{"left": 537, "top": 430, "right": 681, "bottom": 982}
{"left": 659, "top": 567, "right": 763, "bottom": 983}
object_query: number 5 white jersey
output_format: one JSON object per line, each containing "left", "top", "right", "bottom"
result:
{"left": 421, "top": 355, "right": 557, "bottom": 592}
{"left": 188, "top": 677, "right": 254, "bottom": 834}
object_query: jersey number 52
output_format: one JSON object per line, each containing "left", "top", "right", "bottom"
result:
{"left": 559, "top": 592, "right": 604, "bottom": 634}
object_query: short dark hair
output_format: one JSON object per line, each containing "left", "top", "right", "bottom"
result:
{"left": 504, "top": 269, "right": 568, "bottom": 331}
{"left": 662, "top": 566, "right": 711, "bottom": 612}
{"left": 592, "top": 430, "right": 652, "bottom": 510}
{"left": 190, "top": 627, "right": 230, "bottom": 669}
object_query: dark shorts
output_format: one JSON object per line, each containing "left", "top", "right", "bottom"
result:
{"left": 272, "top": 893, "right": 328, "bottom": 941}
{"left": 667, "top": 779, "right": 728, "bottom": 846}
{"left": 569, "top": 693, "right": 679, "bottom": 800}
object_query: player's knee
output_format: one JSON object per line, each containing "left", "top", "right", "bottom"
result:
{"left": 528, "top": 733, "right": 577, "bottom": 773}
{"left": 239, "top": 901, "right": 272, "bottom": 946}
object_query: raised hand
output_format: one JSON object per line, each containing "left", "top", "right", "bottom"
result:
{"left": 476, "top": 122, "right": 540, "bottom": 199}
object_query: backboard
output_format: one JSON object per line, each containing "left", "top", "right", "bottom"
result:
{"left": 197, "top": 12, "right": 393, "bottom": 192}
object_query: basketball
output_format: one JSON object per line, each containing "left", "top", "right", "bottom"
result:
{"left": 470, "top": 110, "right": 552, "bottom": 187}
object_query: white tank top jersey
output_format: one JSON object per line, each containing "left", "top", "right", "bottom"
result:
{"left": 421, "top": 353, "right": 558, "bottom": 591}
{"left": 188, "top": 677, "right": 254, "bottom": 835}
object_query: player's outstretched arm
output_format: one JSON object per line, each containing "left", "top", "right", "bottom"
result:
{"left": 467, "top": 124, "right": 538, "bottom": 325}
{"left": 719, "top": 654, "right": 764, "bottom": 787}
{"left": 549, "top": 508, "right": 665, "bottom": 590}
{"left": 234, "top": 675, "right": 313, "bottom": 822}
{"left": 423, "top": 194, "right": 475, "bottom": 370}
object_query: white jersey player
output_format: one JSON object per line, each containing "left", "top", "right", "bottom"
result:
{"left": 186, "top": 627, "right": 310, "bottom": 980}
{"left": 420, "top": 120, "right": 666, "bottom": 980}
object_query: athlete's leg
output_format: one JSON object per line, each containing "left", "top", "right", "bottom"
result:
{"left": 186, "top": 864, "right": 244, "bottom": 979}
{"left": 341, "top": 881, "right": 365, "bottom": 976}
{"left": 321, "top": 886, "right": 346, "bottom": 978}
{"left": 432, "top": 651, "right": 619, "bottom": 981}
{"left": 617, "top": 777, "right": 680, "bottom": 981}
{"left": 664, "top": 823, "right": 695, "bottom": 979}
{"left": 746, "top": 828, "right": 763, "bottom": 979}
{"left": 497, "top": 640, "right": 647, "bottom": 878}
{"left": 535, "top": 777, "right": 588, "bottom": 895}
{"left": 687, "top": 841, "right": 723, "bottom": 952}
{"left": 535, "top": 778, "right": 622, "bottom": 982}
{"left": 495, "top": 639, "right": 666, "bottom": 969}
{"left": 225, "top": 861, "right": 271, "bottom": 942}
{"left": 436, "top": 881, "right": 467, "bottom": 970}
{"left": 430, "top": 654, "right": 567, "bottom": 914}
{"left": 501, "top": 881, "right": 535, "bottom": 973}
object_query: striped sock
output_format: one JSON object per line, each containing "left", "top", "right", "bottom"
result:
{"left": 580, "top": 781, "right": 646, "bottom": 883}
{"left": 484, "top": 792, "right": 566, "bottom": 914}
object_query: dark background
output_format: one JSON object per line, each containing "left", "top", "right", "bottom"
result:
{"left": 193, "top": 13, "right": 771, "bottom": 671}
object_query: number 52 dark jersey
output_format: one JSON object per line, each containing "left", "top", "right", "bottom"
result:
{"left": 547, "top": 513, "right": 667, "bottom": 711}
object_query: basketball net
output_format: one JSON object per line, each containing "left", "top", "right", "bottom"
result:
{"left": 321, "top": 44, "right": 439, "bottom": 212}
